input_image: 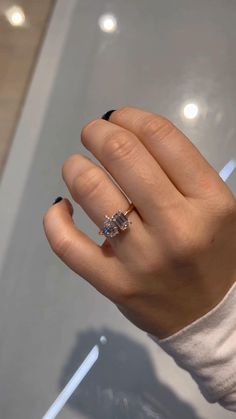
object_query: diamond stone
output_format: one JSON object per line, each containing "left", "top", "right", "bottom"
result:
{"left": 112, "top": 211, "right": 129, "bottom": 230}
{"left": 103, "top": 217, "right": 119, "bottom": 238}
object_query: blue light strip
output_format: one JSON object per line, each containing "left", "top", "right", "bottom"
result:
{"left": 219, "top": 159, "right": 236, "bottom": 182}
{"left": 42, "top": 345, "right": 99, "bottom": 419}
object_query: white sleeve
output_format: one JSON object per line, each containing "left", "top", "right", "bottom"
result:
{"left": 148, "top": 280, "right": 236, "bottom": 412}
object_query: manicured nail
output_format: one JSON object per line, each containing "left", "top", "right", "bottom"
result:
{"left": 53, "top": 196, "right": 63, "bottom": 205}
{"left": 101, "top": 109, "right": 116, "bottom": 120}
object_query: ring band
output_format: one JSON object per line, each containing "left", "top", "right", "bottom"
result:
{"left": 98, "top": 203, "right": 135, "bottom": 238}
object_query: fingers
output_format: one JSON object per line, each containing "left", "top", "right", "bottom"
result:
{"left": 61, "top": 154, "right": 147, "bottom": 262}
{"left": 108, "top": 107, "right": 229, "bottom": 201}
{"left": 81, "top": 118, "right": 182, "bottom": 224}
{"left": 42, "top": 197, "right": 121, "bottom": 299}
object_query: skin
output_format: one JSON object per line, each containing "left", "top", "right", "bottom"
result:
{"left": 43, "top": 106, "right": 236, "bottom": 339}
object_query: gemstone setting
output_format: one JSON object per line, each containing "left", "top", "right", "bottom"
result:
{"left": 112, "top": 211, "right": 129, "bottom": 230}
{"left": 101, "top": 211, "right": 131, "bottom": 237}
{"left": 102, "top": 215, "right": 119, "bottom": 238}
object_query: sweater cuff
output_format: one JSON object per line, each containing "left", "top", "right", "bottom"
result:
{"left": 149, "top": 280, "right": 236, "bottom": 405}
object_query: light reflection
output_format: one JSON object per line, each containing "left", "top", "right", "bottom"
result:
{"left": 98, "top": 13, "right": 117, "bottom": 33}
{"left": 43, "top": 335, "right": 108, "bottom": 419}
{"left": 183, "top": 103, "right": 199, "bottom": 120}
{"left": 219, "top": 159, "right": 236, "bottom": 182}
{"left": 43, "top": 345, "right": 99, "bottom": 419}
{"left": 5, "top": 5, "right": 25, "bottom": 27}
{"left": 100, "top": 335, "right": 107, "bottom": 344}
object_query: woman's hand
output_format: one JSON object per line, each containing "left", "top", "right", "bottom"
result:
{"left": 43, "top": 106, "right": 236, "bottom": 339}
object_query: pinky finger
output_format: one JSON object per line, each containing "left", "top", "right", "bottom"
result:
{"left": 42, "top": 197, "right": 120, "bottom": 299}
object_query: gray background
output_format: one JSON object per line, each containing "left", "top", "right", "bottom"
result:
{"left": 0, "top": 0, "right": 236, "bottom": 418}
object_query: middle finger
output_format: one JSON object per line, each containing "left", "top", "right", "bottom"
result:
{"left": 81, "top": 119, "right": 182, "bottom": 224}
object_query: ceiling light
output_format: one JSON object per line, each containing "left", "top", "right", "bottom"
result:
{"left": 98, "top": 14, "right": 117, "bottom": 33}
{"left": 5, "top": 5, "right": 25, "bottom": 27}
{"left": 183, "top": 103, "right": 199, "bottom": 120}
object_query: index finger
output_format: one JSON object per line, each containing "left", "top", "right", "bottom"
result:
{"left": 108, "top": 107, "right": 229, "bottom": 201}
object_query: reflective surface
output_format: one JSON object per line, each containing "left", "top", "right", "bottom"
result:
{"left": 0, "top": 0, "right": 55, "bottom": 178}
{"left": 0, "top": 0, "right": 236, "bottom": 418}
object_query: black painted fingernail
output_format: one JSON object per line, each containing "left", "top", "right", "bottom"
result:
{"left": 53, "top": 196, "right": 63, "bottom": 205}
{"left": 101, "top": 109, "right": 116, "bottom": 120}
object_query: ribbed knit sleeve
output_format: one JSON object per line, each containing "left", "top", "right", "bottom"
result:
{"left": 149, "top": 281, "right": 236, "bottom": 412}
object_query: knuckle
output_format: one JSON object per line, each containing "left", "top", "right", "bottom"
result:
{"left": 207, "top": 193, "right": 236, "bottom": 221}
{"left": 144, "top": 256, "right": 162, "bottom": 274}
{"left": 218, "top": 195, "right": 236, "bottom": 218}
{"left": 42, "top": 212, "right": 49, "bottom": 231}
{"left": 141, "top": 115, "right": 175, "bottom": 142}
{"left": 62, "top": 154, "right": 79, "bottom": 179}
{"left": 111, "top": 282, "right": 140, "bottom": 305}
{"left": 43, "top": 207, "right": 56, "bottom": 231}
{"left": 114, "top": 107, "right": 131, "bottom": 117}
{"left": 53, "top": 235, "right": 73, "bottom": 259}
{"left": 73, "top": 167, "right": 106, "bottom": 200}
{"left": 168, "top": 224, "right": 198, "bottom": 260}
{"left": 43, "top": 211, "right": 73, "bottom": 258}
{"left": 169, "top": 219, "right": 217, "bottom": 263}
{"left": 176, "top": 238, "right": 196, "bottom": 258}
{"left": 227, "top": 199, "right": 236, "bottom": 216}
{"left": 102, "top": 131, "right": 137, "bottom": 163}
{"left": 168, "top": 244, "right": 196, "bottom": 270}
{"left": 81, "top": 119, "right": 99, "bottom": 142}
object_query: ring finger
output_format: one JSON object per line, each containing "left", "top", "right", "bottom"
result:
{"left": 81, "top": 118, "right": 183, "bottom": 225}
{"left": 62, "top": 154, "right": 147, "bottom": 260}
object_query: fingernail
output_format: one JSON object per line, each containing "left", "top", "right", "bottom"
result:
{"left": 101, "top": 109, "right": 116, "bottom": 120}
{"left": 53, "top": 196, "right": 63, "bottom": 205}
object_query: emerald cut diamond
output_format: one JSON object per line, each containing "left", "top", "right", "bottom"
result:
{"left": 112, "top": 211, "right": 129, "bottom": 230}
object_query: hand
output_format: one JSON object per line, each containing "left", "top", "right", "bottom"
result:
{"left": 43, "top": 106, "right": 236, "bottom": 339}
